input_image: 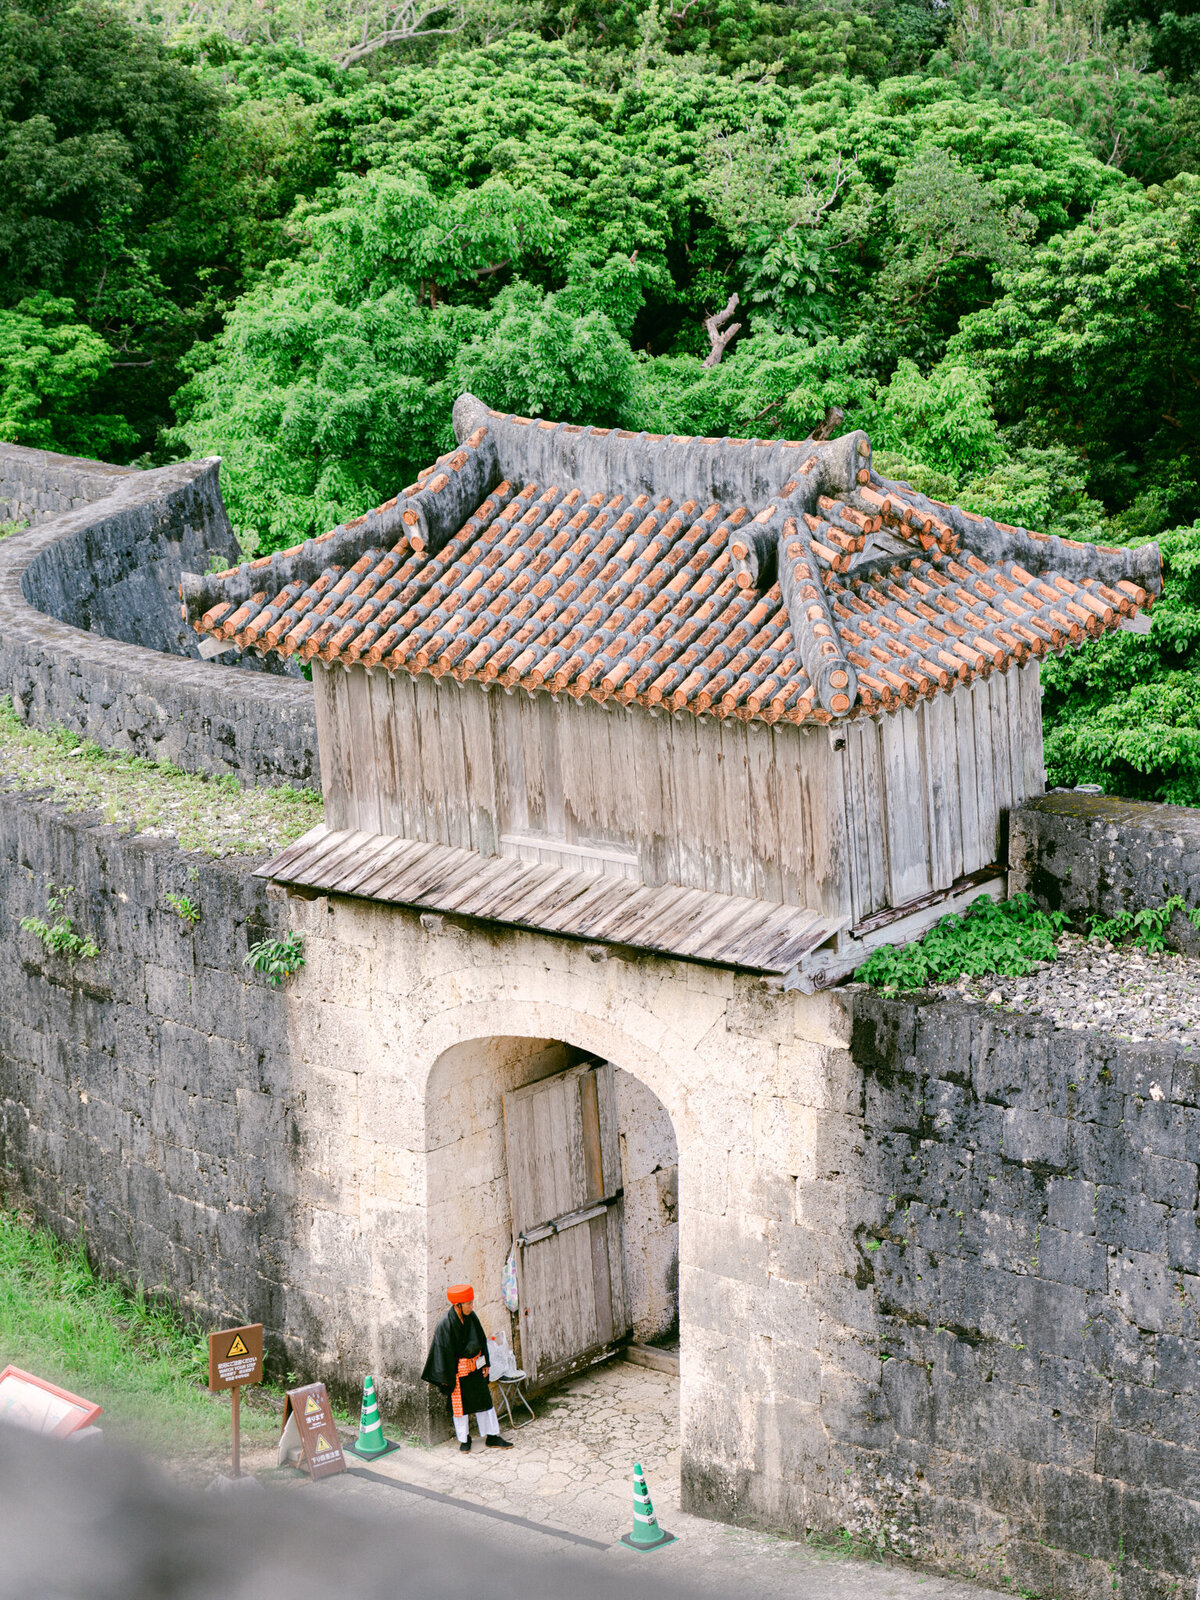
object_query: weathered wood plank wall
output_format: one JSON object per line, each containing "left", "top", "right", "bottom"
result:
{"left": 314, "top": 659, "right": 1044, "bottom": 924}
{"left": 838, "top": 662, "right": 1044, "bottom": 925}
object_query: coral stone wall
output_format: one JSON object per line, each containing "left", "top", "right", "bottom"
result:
{"left": 13, "top": 449, "right": 241, "bottom": 658}
{"left": 2, "top": 442, "right": 245, "bottom": 659}
{"left": 0, "top": 444, "right": 320, "bottom": 786}
{"left": 0, "top": 443, "right": 138, "bottom": 525}
{"left": 4, "top": 782, "right": 1200, "bottom": 1600}
{"left": 838, "top": 991, "right": 1200, "bottom": 1599}
{"left": 1013, "top": 792, "right": 1200, "bottom": 955}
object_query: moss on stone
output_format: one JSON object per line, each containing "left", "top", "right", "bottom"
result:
{"left": 0, "top": 696, "right": 322, "bottom": 856}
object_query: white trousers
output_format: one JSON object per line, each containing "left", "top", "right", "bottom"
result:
{"left": 454, "top": 1407, "right": 500, "bottom": 1443}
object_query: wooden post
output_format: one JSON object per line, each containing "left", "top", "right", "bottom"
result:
{"left": 208, "top": 1324, "right": 262, "bottom": 1482}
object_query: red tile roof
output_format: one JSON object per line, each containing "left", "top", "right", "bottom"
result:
{"left": 183, "top": 395, "right": 1162, "bottom": 727}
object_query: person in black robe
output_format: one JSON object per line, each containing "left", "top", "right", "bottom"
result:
{"left": 422, "top": 1283, "right": 513, "bottom": 1452}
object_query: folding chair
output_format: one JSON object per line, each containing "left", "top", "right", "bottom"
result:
{"left": 487, "top": 1335, "right": 534, "bottom": 1428}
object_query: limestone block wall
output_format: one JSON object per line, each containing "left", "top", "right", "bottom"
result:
{"left": 0, "top": 445, "right": 319, "bottom": 786}
{"left": 4, "top": 443, "right": 242, "bottom": 657}
{"left": 1013, "top": 791, "right": 1200, "bottom": 954}
{"left": 0, "top": 443, "right": 137, "bottom": 526}
{"left": 615, "top": 1068, "right": 679, "bottom": 1344}
{"left": 0, "top": 796, "right": 302, "bottom": 1338}
{"left": 834, "top": 991, "right": 1200, "bottom": 1600}
{"left": 3, "top": 785, "right": 1200, "bottom": 1599}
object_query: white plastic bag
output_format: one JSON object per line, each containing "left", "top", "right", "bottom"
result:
{"left": 487, "top": 1336, "right": 518, "bottom": 1379}
{"left": 501, "top": 1248, "right": 519, "bottom": 1313}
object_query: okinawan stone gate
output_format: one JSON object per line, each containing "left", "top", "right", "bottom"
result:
{"left": 3, "top": 435, "right": 1200, "bottom": 1599}
{"left": 3, "top": 786, "right": 1200, "bottom": 1599}
{"left": 188, "top": 397, "right": 1160, "bottom": 990}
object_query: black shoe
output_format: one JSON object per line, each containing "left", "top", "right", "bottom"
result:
{"left": 485, "top": 1435, "right": 513, "bottom": 1448}
{"left": 460, "top": 1439, "right": 471, "bottom": 1452}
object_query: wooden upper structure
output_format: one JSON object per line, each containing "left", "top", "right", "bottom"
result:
{"left": 185, "top": 396, "right": 1161, "bottom": 986}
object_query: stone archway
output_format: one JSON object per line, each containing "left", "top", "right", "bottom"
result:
{"left": 274, "top": 896, "right": 845, "bottom": 1537}
{"left": 421, "top": 1031, "right": 682, "bottom": 1445}
{"left": 424, "top": 1034, "right": 573, "bottom": 1373}
{"left": 613, "top": 1067, "right": 679, "bottom": 1350}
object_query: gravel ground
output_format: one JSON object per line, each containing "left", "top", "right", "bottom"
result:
{"left": 943, "top": 932, "right": 1200, "bottom": 1048}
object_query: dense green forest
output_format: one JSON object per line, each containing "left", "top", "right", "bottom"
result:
{"left": 3, "top": 0, "right": 1200, "bottom": 800}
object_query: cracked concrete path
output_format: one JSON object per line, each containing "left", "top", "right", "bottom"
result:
{"left": 319, "top": 1359, "right": 1010, "bottom": 1600}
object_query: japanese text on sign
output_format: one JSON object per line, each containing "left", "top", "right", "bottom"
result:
{"left": 207, "top": 1324, "right": 264, "bottom": 1393}
{"left": 280, "top": 1382, "right": 346, "bottom": 1480}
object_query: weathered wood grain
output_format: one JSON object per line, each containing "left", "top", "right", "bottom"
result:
{"left": 923, "top": 694, "right": 957, "bottom": 890}
{"left": 313, "top": 665, "right": 351, "bottom": 830}
{"left": 258, "top": 824, "right": 845, "bottom": 972}
{"left": 952, "top": 683, "right": 982, "bottom": 877}
{"left": 881, "top": 708, "right": 931, "bottom": 906}
{"left": 971, "top": 678, "right": 1000, "bottom": 863}
{"left": 504, "top": 1061, "right": 628, "bottom": 1388}
{"left": 322, "top": 660, "right": 1041, "bottom": 933}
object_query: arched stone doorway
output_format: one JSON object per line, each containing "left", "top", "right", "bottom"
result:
{"left": 424, "top": 1034, "right": 680, "bottom": 1434}
{"left": 613, "top": 1067, "right": 678, "bottom": 1351}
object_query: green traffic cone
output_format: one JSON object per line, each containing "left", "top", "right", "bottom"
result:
{"left": 346, "top": 1375, "right": 399, "bottom": 1459}
{"left": 619, "top": 1462, "right": 676, "bottom": 1551}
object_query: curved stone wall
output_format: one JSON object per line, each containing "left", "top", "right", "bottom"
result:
{"left": 0, "top": 444, "right": 320, "bottom": 788}
{"left": 0, "top": 441, "right": 140, "bottom": 526}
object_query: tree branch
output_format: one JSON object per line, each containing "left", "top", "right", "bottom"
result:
{"left": 807, "top": 404, "right": 845, "bottom": 442}
{"left": 336, "top": 3, "right": 463, "bottom": 65}
{"left": 785, "top": 152, "right": 851, "bottom": 234}
{"left": 702, "top": 292, "right": 741, "bottom": 368}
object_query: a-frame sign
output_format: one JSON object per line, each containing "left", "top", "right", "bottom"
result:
{"left": 278, "top": 1381, "right": 347, "bottom": 1480}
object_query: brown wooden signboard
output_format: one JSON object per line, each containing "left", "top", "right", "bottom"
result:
{"left": 279, "top": 1382, "right": 346, "bottom": 1480}
{"left": 207, "top": 1323, "right": 263, "bottom": 1479}
{"left": 208, "top": 1324, "right": 264, "bottom": 1392}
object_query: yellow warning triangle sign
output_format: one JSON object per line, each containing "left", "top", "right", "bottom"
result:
{"left": 315, "top": 1434, "right": 332, "bottom": 1453}
{"left": 226, "top": 1334, "right": 249, "bottom": 1357}
{"left": 304, "top": 1394, "right": 321, "bottom": 1415}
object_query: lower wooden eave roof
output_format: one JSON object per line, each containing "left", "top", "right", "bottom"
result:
{"left": 257, "top": 825, "right": 847, "bottom": 977}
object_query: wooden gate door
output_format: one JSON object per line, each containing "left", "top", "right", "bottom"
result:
{"left": 503, "top": 1059, "right": 629, "bottom": 1388}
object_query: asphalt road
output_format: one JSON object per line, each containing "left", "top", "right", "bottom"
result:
{"left": 320, "top": 1459, "right": 1010, "bottom": 1600}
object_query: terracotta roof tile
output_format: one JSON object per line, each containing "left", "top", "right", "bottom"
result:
{"left": 184, "top": 396, "right": 1163, "bottom": 725}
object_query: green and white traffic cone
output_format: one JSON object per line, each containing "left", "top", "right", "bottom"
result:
{"left": 346, "top": 1375, "right": 399, "bottom": 1459}
{"left": 619, "top": 1462, "right": 676, "bottom": 1551}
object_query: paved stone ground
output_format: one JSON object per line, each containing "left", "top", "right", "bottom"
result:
{"left": 365, "top": 1360, "right": 682, "bottom": 1543}
{"left": 319, "top": 1358, "right": 1009, "bottom": 1600}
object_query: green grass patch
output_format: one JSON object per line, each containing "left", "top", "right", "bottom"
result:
{"left": 0, "top": 1205, "right": 279, "bottom": 1458}
{"left": 856, "top": 893, "right": 1068, "bottom": 993}
{"left": 0, "top": 696, "right": 322, "bottom": 857}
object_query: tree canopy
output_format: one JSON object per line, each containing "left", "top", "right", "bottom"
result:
{"left": 4, "top": 0, "right": 1200, "bottom": 799}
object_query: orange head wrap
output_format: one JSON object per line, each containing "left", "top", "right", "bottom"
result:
{"left": 446, "top": 1284, "right": 474, "bottom": 1305}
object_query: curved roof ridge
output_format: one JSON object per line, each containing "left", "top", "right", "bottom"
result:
{"left": 452, "top": 391, "right": 871, "bottom": 512}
